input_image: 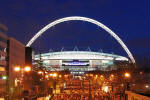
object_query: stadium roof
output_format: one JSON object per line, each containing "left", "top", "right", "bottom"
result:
{"left": 34, "top": 51, "right": 129, "bottom": 61}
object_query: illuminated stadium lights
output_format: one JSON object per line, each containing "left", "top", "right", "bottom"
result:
{"left": 34, "top": 51, "right": 128, "bottom": 72}
{"left": 35, "top": 51, "right": 129, "bottom": 61}
{"left": 26, "top": 16, "right": 135, "bottom": 63}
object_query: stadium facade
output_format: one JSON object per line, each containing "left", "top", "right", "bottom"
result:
{"left": 34, "top": 51, "right": 129, "bottom": 75}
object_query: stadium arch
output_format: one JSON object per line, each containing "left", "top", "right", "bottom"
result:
{"left": 26, "top": 16, "right": 135, "bottom": 63}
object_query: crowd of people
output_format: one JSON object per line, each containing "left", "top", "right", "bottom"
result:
{"left": 51, "top": 92, "right": 115, "bottom": 100}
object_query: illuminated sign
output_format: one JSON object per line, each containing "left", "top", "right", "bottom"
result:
{"left": 62, "top": 60, "right": 89, "bottom": 66}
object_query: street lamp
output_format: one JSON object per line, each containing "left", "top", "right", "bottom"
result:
{"left": 124, "top": 72, "right": 130, "bottom": 78}
{"left": 14, "top": 66, "right": 31, "bottom": 72}
{"left": 14, "top": 66, "right": 21, "bottom": 72}
{"left": 24, "top": 66, "right": 31, "bottom": 72}
{"left": 124, "top": 72, "right": 131, "bottom": 92}
{"left": 13, "top": 66, "right": 31, "bottom": 98}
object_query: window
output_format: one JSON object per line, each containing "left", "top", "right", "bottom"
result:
{"left": 0, "top": 46, "right": 5, "bottom": 52}
{"left": 0, "top": 37, "right": 7, "bottom": 43}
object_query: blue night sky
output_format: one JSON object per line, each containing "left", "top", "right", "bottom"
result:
{"left": 0, "top": 0, "right": 150, "bottom": 61}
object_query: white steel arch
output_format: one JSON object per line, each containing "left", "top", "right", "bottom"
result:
{"left": 26, "top": 16, "right": 135, "bottom": 63}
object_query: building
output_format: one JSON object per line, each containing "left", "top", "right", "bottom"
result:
{"left": 25, "top": 47, "right": 32, "bottom": 67}
{"left": 34, "top": 51, "right": 129, "bottom": 75}
{"left": 0, "top": 23, "right": 8, "bottom": 96}
{"left": 7, "top": 37, "right": 25, "bottom": 98}
{"left": 130, "top": 70, "right": 150, "bottom": 94}
{"left": 125, "top": 91, "right": 150, "bottom": 100}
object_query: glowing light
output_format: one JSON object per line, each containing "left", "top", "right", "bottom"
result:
{"left": 121, "top": 84, "right": 124, "bottom": 87}
{"left": 86, "top": 74, "right": 89, "bottom": 76}
{"left": 24, "top": 66, "right": 31, "bottom": 72}
{"left": 14, "top": 66, "right": 21, "bottom": 72}
{"left": 45, "top": 95, "right": 50, "bottom": 100}
{"left": 26, "top": 16, "right": 135, "bottom": 63}
{"left": 45, "top": 75, "right": 49, "bottom": 78}
{"left": 110, "top": 74, "right": 114, "bottom": 81}
{"left": 38, "top": 71, "right": 43, "bottom": 74}
{"left": 64, "top": 75, "right": 68, "bottom": 78}
{"left": 90, "top": 74, "right": 93, "bottom": 77}
{"left": 140, "top": 72, "right": 143, "bottom": 75}
{"left": 2, "top": 76, "right": 7, "bottom": 80}
{"left": 49, "top": 73, "right": 53, "bottom": 76}
{"left": 53, "top": 73, "right": 57, "bottom": 77}
{"left": 110, "top": 74, "right": 114, "bottom": 77}
{"left": 59, "top": 75, "right": 62, "bottom": 78}
{"left": 100, "top": 75, "right": 104, "bottom": 80}
{"left": 124, "top": 72, "right": 130, "bottom": 78}
{"left": 103, "top": 86, "right": 109, "bottom": 93}
{"left": 15, "top": 78, "right": 20, "bottom": 87}
{"left": 95, "top": 75, "right": 98, "bottom": 78}
{"left": 35, "top": 51, "right": 129, "bottom": 61}
{"left": 0, "top": 98, "right": 5, "bottom": 100}
{"left": 145, "top": 85, "right": 149, "bottom": 88}
{"left": 94, "top": 75, "right": 98, "bottom": 79}
{"left": 100, "top": 75, "right": 104, "bottom": 78}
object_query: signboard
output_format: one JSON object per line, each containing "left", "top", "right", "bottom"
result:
{"left": 62, "top": 60, "right": 89, "bottom": 66}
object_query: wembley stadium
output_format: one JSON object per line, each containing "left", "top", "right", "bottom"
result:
{"left": 34, "top": 51, "right": 129, "bottom": 75}
{"left": 28, "top": 16, "right": 135, "bottom": 75}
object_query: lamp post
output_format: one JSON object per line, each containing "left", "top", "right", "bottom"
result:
{"left": 14, "top": 66, "right": 31, "bottom": 97}
{"left": 124, "top": 72, "right": 131, "bottom": 90}
{"left": 123, "top": 72, "right": 131, "bottom": 100}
